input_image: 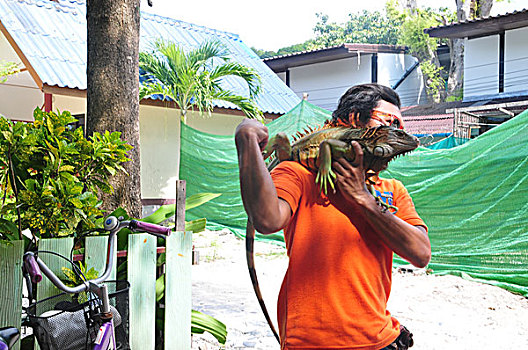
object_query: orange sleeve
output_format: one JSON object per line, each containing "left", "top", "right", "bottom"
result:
{"left": 270, "top": 161, "right": 308, "bottom": 215}
{"left": 393, "top": 180, "right": 428, "bottom": 232}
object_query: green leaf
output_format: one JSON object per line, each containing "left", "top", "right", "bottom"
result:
{"left": 191, "top": 309, "right": 227, "bottom": 344}
{"left": 185, "top": 193, "right": 221, "bottom": 211}
{"left": 104, "top": 164, "right": 116, "bottom": 176}
{"left": 155, "top": 273, "right": 165, "bottom": 302}
{"left": 69, "top": 197, "right": 84, "bottom": 209}
{"left": 0, "top": 218, "right": 19, "bottom": 241}
{"left": 185, "top": 218, "right": 206, "bottom": 233}
{"left": 59, "top": 165, "right": 75, "bottom": 172}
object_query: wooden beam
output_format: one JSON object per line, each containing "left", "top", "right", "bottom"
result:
{"left": 0, "top": 19, "right": 43, "bottom": 89}
{"left": 174, "top": 180, "right": 186, "bottom": 232}
{"left": 497, "top": 107, "right": 515, "bottom": 117}
{"left": 42, "top": 84, "right": 87, "bottom": 98}
{"left": 139, "top": 98, "right": 282, "bottom": 120}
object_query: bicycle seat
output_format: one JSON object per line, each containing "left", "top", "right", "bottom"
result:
{"left": 0, "top": 327, "right": 19, "bottom": 349}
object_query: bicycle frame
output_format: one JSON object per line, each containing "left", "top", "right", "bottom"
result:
{"left": 24, "top": 216, "right": 171, "bottom": 350}
{"left": 0, "top": 327, "right": 19, "bottom": 350}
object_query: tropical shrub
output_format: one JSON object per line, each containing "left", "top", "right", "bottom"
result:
{"left": 0, "top": 108, "right": 131, "bottom": 240}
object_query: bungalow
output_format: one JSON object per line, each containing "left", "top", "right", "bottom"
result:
{"left": 0, "top": 0, "right": 300, "bottom": 208}
{"left": 263, "top": 43, "right": 428, "bottom": 111}
{"left": 418, "top": 8, "right": 528, "bottom": 139}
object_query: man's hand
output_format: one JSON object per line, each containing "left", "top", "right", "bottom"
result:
{"left": 332, "top": 141, "right": 372, "bottom": 205}
{"left": 235, "top": 118, "right": 269, "bottom": 152}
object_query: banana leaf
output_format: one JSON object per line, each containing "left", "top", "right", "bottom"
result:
{"left": 191, "top": 309, "right": 227, "bottom": 345}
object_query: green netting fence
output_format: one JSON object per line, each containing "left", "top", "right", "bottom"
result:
{"left": 180, "top": 100, "right": 528, "bottom": 296}
{"left": 426, "top": 135, "right": 470, "bottom": 149}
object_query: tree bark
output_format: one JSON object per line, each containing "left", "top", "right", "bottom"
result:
{"left": 86, "top": 0, "right": 142, "bottom": 218}
{"left": 447, "top": 0, "right": 494, "bottom": 98}
{"left": 477, "top": 0, "right": 494, "bottom": 17}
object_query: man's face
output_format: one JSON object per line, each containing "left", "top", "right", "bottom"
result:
{"left": 350, "top": 100, "right": 404, "bottom": 129}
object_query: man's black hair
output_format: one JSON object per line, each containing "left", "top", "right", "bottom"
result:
{"left": 331, "top": 83, "right": 401, "bottom": 124}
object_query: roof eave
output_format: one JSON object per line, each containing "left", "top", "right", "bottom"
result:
{"left": 0, "top": 18, "right": 43, "bottom": 89}
{"left": 264, "top": 44, "right": 408, "bottom": 73}
{"left": 425, "top": 10, "right": 528, "bottom": 39}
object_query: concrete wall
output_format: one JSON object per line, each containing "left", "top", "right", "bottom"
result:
{"left": 378, "top": 53, "right": 425, "bottom": 106}
{"left": 279, "top": 53, "right": 425, "bottom": 111}
{"left": 139, "top": 105, "right": 181, "bottom": 200}
{"left": 139, "top": 106, "right": 248, "bottom": 200}
{"left": 464, "top": 35, "right": 499, "bottom": 99}
{"left": 288, "top": 55, "right": 371, "bottom": 111}
{"left": 505, "top": 27, "right": 528, "bottom": 94}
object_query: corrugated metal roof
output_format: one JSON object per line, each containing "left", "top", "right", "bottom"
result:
{"left": 0, "top": 0, "right": 299, "bottom": 115}
{"left": 426, "top": 8, "right": 528, "bottom": 31}
{"left": 403, "top": 114, "right": 454, "bottom": 136}
{"left": 263, "top": 43, "right": 407, "bottom": 62}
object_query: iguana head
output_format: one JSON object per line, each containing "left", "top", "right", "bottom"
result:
{"left": 356, "top": 125, "right": 419, "bottom": 173}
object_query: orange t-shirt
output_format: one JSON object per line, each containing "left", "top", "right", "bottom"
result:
{"left": 271, "top": 161, "right": 427, "bottom": 350}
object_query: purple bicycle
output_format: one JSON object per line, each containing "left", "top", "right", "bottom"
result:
{"left": 23, "top": 216, "right": 171, "bottom": 350}
{"left": 0, "top": 327, "right": 19, "bottom": 350}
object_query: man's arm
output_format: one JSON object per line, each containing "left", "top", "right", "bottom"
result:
{"left": 333, "top": 142, "right": 431, "bottom": 268}
{"left": 235, "top": 119, "right": 291, "bottom": 234}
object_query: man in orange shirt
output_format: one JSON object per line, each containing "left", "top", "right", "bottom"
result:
{"left": 235, "top": 84, "right": 431, "bottom": 350}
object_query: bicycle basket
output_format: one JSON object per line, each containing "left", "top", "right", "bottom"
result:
{"left": 26, "top": 280, "right": 130, "bottom": 350}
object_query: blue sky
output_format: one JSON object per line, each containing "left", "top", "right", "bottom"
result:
{"left": 140, "top": 0, "right": 526, "bottom": 51}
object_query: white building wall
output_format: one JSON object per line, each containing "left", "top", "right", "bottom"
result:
{"left": 139, "top": 104, "right": 181, "bottom": 200}
{"left": 464, "top": 35, "right": 499, "bottom": 98}
{"left": 276, "top": 72, "right": 286, "bottom": 84}
{"left": 378, "top": 53, "right": 425, "bottom": 106}
{"left": 0, "top": 31, "right": 43, "bottom": 121}
{"left": 504, "top": 27, "right": 528, "bottom": 94}
{"left": 288, "top": 55, "right": 372, "bottom": 111}
{"left": 139, "top": 105, "right": 253, "bottom": 200}
{"left": 53, "top": 94, "right": 86, "bottom": 116}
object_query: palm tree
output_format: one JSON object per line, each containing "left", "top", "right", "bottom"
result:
{"left": 139, "top": 39, "right": 263, "bottom": 122}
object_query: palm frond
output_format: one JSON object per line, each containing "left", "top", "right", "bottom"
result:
{"left": 214, "top": 90, "right": 263, "bottom": 120}
{"left": 210, "top": 62, "right": 262, "bottom": 98}
{"left": 139, "top": 38, "right": 263, "bottom": 122}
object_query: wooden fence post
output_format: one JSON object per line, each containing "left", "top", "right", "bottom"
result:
{"left": 128, "top": 233, "right": 157, "bottom": 349}
{"left": 0, "top": 240, "right": 24, "bottom": 350}
{"left": 164, "top": 179, "right": 192, "bottom": 349}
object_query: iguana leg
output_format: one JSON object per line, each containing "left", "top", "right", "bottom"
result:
{"left": 262, "top": 132, "right": 291, "bottom": 162}
{"left": 315, "top": 139, "right": 353, "bottom": 195}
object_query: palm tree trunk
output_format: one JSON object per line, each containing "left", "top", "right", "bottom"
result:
{"left": 86, "top": 0, "right": 142, "bottom": 218}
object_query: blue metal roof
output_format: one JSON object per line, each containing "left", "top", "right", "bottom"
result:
{"left": 0, "top": 0, "right": 299, "bottom": 114}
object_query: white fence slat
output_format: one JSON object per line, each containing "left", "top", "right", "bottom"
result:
{"left": 164, "top": 231, "right": 192, "bottom": 350}
{"left": 128, "top": 233, "right": 157, "bottom": 350}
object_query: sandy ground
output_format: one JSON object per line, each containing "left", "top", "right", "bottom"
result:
{"left": 190, "top": 229, "right": 528, "bottom": 350}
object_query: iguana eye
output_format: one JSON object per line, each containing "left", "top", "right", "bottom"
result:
{"left": 373, "top": 146, "right": 385, "bottom": 157}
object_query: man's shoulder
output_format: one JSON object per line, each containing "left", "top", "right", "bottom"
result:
{"left": 272, "top": 161, "right": 310, "bottom": 174}
{"left": 376, "top": 176, "right": 405, "bottom": 191}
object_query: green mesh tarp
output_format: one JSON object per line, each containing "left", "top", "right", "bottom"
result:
{"left": 384, "top": 109, "right": 528, "bottom": 296}
{"left": 180, "top": 100, "right": 332, "bottom": 245}
{"left": 426, "top": 135, "right": 470, "bottom": 150}
{"left": 180, "top": 101, "right": 528, "bottom": 296}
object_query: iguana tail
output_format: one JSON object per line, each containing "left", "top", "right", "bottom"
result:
{"left": 245, "top": 219, "right": 281, "bottom": 344}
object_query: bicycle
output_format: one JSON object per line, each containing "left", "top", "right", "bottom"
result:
{"left": 22, "top": 216, "right": 171, "bottom": 350}
{"left": 0, "top": 327, "right": 19, "bottom": 350}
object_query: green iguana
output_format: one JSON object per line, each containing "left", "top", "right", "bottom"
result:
{"left": 245, "top": 124, "right": 420, "bottom": 343}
